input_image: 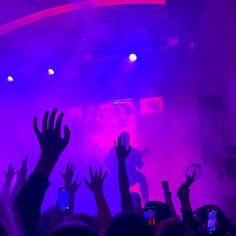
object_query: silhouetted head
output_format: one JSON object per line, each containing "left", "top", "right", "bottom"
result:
{"left": 64, "top": 213, "right": 98, "bottom": 232}
{"left": 187, "top": 232, "right": 209, "bottom": 236}
{"left": 107, "top": 212, "right": 152, "bottom": 236}
{"left": 145, "top": 201, "right": 172, "bottom": 224}
{"left": 50, "top": 222, "right": 98, "bottom": 236}
{"left": 155, "top": 219, "right": 190, "bottom": 236}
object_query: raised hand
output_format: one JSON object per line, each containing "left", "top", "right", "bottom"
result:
{"left": 84, "top": 166, "right": 108, "bottom": 194}
{"left": 185, "top": 175, "right": 195, "bottom": 188}
{"left": 61, "top": 162, "right": 76, "bottom": 188}
{"left": 114, "top": 134, "right": 134, "bottom": 212}
{"left": 11, "top": 157, "right": 28, "bottom": 199}
{"left": 5, "top": 163, "right": 17, "bottom": 182}
{"left": 3, "top": 163, "right": 16, "bottom": 196}
{"left": 161, "top": 181, "right": 170, "bottom": 192}
{"left": 60, "top": 163, "right": 80, "bottom": 215}
{"left": 114, "top": 134, "right": 131, "bottom": 162}
{"left": 33, "top": 109, "right": 70, "bottom": 178}
{"left": 33, "top": 109, "right": 70, "bottom": 159}
{"left": 84, "top": 166, "right": 111, "bottom": 228}
{"left": 161, "top": 180, "right": 177, "bottom": 218}
{"left": 177, "top": 175, "right": 195, "bottom": 202}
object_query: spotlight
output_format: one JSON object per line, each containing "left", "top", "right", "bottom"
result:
{"left": 129, "top": 53, "right": 137, "bottom": 62}
{"left": 7, "top": 76, "right": 14, "bottom": 82}
{"left": 48, "top": 68, "right": 55, "bottom": 75}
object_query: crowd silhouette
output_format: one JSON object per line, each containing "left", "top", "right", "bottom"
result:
{"left": 0, "top": 109, "right": 235, "bottom": 236}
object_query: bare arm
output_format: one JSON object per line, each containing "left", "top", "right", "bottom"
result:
{"left": 3, "top": 164, "right": 16, "bottom": 198}
{"left": 115, "top": 135, "right": 134, "bottom": 212}
{"left": 15, "top": 109, "right": 70, "bottom": 235}
{"left": 85, "top": 166, "right": 111, "bottom": 231}
{"left": 161, "top": 181, "right": 177, "bottom": 218}
{"left": 33, "top": 109, "right": 70, "bottom": 178}
{"left": 11, "top": 157, "right": 28, "bottom": 200}
{"left": 177, "top": 177, "right": 198, "bottom": 230}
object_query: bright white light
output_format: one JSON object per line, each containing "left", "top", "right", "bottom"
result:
{"left": 48, "top": 68, "right": 55, "bottom": 75}
{"left": 129, "top": 53, "right": 137, "bottom": 62}
{"left": 7, "top": 76, "right": 14, "bottom": 82}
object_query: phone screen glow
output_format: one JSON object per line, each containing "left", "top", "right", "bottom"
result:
{"left": 144, "top": 208, "right": 156, "bottom": 226}
{"left": 208, "top": 210, "right": 217, "bottom": 233}
{"left": 58, "top": 188, "right": 69, "bottom": 211}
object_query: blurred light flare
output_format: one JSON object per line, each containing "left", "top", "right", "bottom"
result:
{"left": 7, "top": 76, "right": 14, "bottom": 82}
{"left": 129, "top": 53, "right": 137, "bottom": 62}
{"left": 48, "top": 68, "right": 55, "bottom": 75}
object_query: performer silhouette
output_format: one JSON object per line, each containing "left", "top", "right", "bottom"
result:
{"left": 105, "top": 131, "right": 149, "bottom": 204}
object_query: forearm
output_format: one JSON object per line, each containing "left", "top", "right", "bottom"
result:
{"left": 179, "top": 198, "right": 198, "bottom": 230}
{"left": 164, "top": 192, "right": 177, "bottom": 217}
{"left": 94, "top": 192, "right": 111, "bottom": 228}
{"left": 181, "top": 208, "right": 198, "bottom": 231}
{"left": 3, "top": 180, "right": 11, "bottom": 197}
{"left": 34, "top": 154, "right": 57, "bottom": 178}
{"left": 11, "top": 178, "right": 27, "bottom": 201}
{"left": 180, "top": 198, "right": 192, "bottom": 212}
{"left": 14, "top": 173, "right": 49, "bottom": 235}
{"left": 68, "top": 192, "right": 75, "bottom": 214}
{"left": 118, "top": 161, "right": 134, "bottom": 212}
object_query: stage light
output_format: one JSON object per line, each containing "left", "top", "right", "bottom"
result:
{"left": 48, "top": 68, "right": 55, "bottom": 75}
{"left": 129, "top": 53, "right": 137, "bottom": 62}
{"left": 7, "top": 76, "right": 14, "bottom": 82}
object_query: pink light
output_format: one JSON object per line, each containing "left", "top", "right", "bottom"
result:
{"left": 0, "top": 0, "right": 165, "bottom": 36}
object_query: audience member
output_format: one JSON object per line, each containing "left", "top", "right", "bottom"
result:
{"left": 107, "top": 212, "right": 152, "bottom": 236}
{"left": 155, "top": 219, "right": 191, "bottom": 236}
{"left": 84, "top": 166, "right": 111, "bottom": 234}
{"left": 161, "top": 181, "right": 178, "bottom": 219}
{"left": 1, "top": 109, "right": 236, "bottom": 236}
{"left": 50, "top": 222, "right": 98, "bottom": 236}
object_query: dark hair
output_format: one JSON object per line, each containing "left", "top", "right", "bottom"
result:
{"left": 64, "top": 213, "right": 99, "bottom": 232}
{"left": 155, "top": 219, "right": 190, "bottom": 236}
{"left": 186, "top": 232, "right": 208, "bottom": 236}
{"left": 145, "top": 201, "right": 172, "bottom": 223}
{"left": 50, "top": 222, "right": 98, "bottom": 236}
{"left": 107, "top": 212, "right": 152, "bottom": 236}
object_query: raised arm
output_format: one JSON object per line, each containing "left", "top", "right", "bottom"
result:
{"left": 161, "top": 181, "right": 177, "bottom": 218}
{"left": 15, "top": 109, "right": 70, "bottom": 235}
{"left": 33, "top": 109, "right": 70, "bottom": 178}
{"left": 2, "top": 164, "right": 16, "bottom": 198}
{"left": 11, "top": 157, "right": 28, "bottom": 200}
{"left": 177, "top": 176, "right": 198, "bottom": 230}
{"left": 84, "top": 166, "right": 111, "bottom": 233}
{"left": 61, "top": 161, "right": 80, "bottom": 214}
{"left": 115, "top": 134, "right": 134, "bottom": 212}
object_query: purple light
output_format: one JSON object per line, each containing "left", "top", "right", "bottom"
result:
{"left": 129, "top": 53, "right": 137, "bottom": 62}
